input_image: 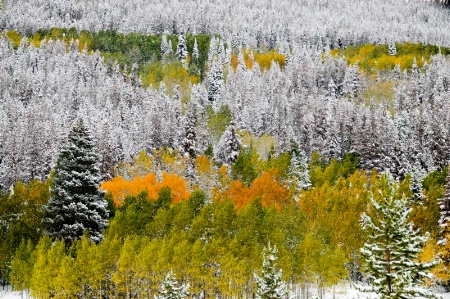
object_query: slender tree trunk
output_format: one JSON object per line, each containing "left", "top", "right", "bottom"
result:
{"left": 386, "top": 247, "right": 392, "bottom": 295}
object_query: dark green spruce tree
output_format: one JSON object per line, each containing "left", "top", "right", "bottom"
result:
{"left": 44, "top": 119, "right": 108, "bottom": 244}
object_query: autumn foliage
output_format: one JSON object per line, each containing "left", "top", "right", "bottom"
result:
{"left": 220, "top": 171, "right": 289, "bottom": 210}
{"left": 230, "top": 49, "right": 285, "bottom": 73}
{"left": 330, "top": 42, "right": 450, "bottom": 73}
{"left": 100, "top": 172, "right": 191, "bottom": 207}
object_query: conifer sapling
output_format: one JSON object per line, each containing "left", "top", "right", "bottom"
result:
{"left": 254, "top": 244, "right": 287, "bottom": 299}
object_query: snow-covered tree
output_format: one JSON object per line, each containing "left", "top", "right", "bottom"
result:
{"left": 182, "top": 104, "right": 197, "bottom": 159}
{"left": 327, "top": 78, "right": 337, "bottom": 99}
{"left": 208, "top": 36, "right": 219, "bottom": 59}
{"left": 1, "top": 35, "right": 450, "bottom": 189}
{"left": 360, "top": 177, "right": 438, "bottom": 299}
{"left": 254, "top": 244, "right": 287, "bottom": 299}
{"left": 408, "top": 163, "right": 427, "bottom": 203}
{"left": 207, "top": 59, "right": 223, "bottom": 107}
{"left": 288, "top": 141, "right": 311, "bottom": 194}
{"left": 161, "top": 35, "right": 171, "bottom": 56}
{"left": 44, "top": 119, "right": 108, "bottom": 244}
{"left": 214, "top": 122, "right": 240, "bottom": 164}
{"left": 388, "top": 41, "right": 397, "bottom": 56}
{"left": 167, "top": 40, "right": 173, "bottom": 55}
{"left": 154, "top": 270, "right": 189, "bottom": 299}
{"left": 192, "top": 38, "right": 199, "bottom": 60}
{"left": 231, "top": 33, "right": 240, "bottom": 54}
{"left": 176, "top": 34, "right": 188, "bottom": 60}
{"left": 343, "top": 62, "right": 361, "bottom": 98}
{"left": 96, "top": 120, "right": 119, "bottom": 181}
{"left": 2, "top": 0, "right": 450, "bottom": 49}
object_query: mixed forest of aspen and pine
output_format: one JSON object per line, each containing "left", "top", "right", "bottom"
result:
{"left": 1, "top": 0, "right": 450, "bottom": 298}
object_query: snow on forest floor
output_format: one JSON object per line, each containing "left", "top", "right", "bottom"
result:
{"left": 2, "top": 284, "right": 450, "bottom": 299}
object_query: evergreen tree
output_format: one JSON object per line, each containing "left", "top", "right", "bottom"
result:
{"left": 44, "top": 119, "right": 108, "bottom": 244}
{"left": 214, "top": 122, "right": 240, "bottom": 164}
{"left": 182, "top": 104, "right": 197, "bottom": 159}
{"left": 176, "top": 34, "right": 188, "bottom": 60}
{"left": 254, "top": 244, "right": 287, "bottom": 299}
{"left": 408, "top": 163, "right": 426, "bottom": 203}
{"left": 288, "top": 147, "right": 311, "bottom": 194}
{"left": 155, "top": 270, "right": 189, "bottom": 299}
{"left": 167, "top": 40, "right": 173, "bottom": 55}
{"left": 231, "top": 33, "right": 240, "bottom": 54}
{"left": 192, "top": 38, "right": 199, "bottom": 61}
{"left": 207, "top": 60, "right": 223, "bottom": 107}
{"left": 97, "top": 120, "right": 118, "bottom": 182}
{"left": 327, "top": 78, "right": 337, "bottom": 99}
{"left": 360, "top": 178, "right": 438, "bottom": 299}
{"left": 161, "top": 35, "right": 170, "bottom": 57}
{"left": 388, "top": 40, "right": 397, "bottom": 56}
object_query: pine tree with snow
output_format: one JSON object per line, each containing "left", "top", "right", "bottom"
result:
{"left": 231, "top": 33, "right": 240, "bottom": 54}
{"left": 44, "top": 119, "right": 108, "bottom": 244}
{"left": 254, "top": 244, "right": 287, "bottom": 299}
{"left": 328, "top": 78, "right": 337, "bottom": 99}
{"left": 176, "top": 34, "right": 188, "bottom": 60}
{"left": 208, "top": 36, "right": 218, "bottom": 60}
{"left": 154, "top": 270, "right": 189, "bottom": 299}
{"left": 192, "top": 38, "right": 199, "bottom": 61}
{"left": 343, "top": 62, "right": 360, "bottom": 98}
{"left": 182, "top": 104, "right": 197, "bottom": 159}
{"left": 360, "top": 177, "right": 439, "bottom": 299}
{"left": 161, "top": 35, "right": 170, "bottom": 57}
{"left": 207, "top": 60, "right": 223, "bottom": 107}
{"left": 408, "top": 163, "right": 426, "bottom": 203}
{"left": 215, "top": 122, "right": 240, "bottom": 164}
{"left": 388, "top": 40, "right": 397, "bottom": 56}
{"left": 167, "top": 40, "right": 173, "bottom": 55}
{"left": 288, "top": 140, "right": 311, "bottom": 193}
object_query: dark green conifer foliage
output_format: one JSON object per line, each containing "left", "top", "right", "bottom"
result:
{"left": 44, "top": 119, "right": 108, "bottom": 244}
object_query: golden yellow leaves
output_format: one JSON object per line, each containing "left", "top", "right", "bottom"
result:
{"left": 230, "top": 49, "right": 286, "bottom": 73}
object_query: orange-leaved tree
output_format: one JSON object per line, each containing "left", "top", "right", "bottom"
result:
{"left": 100, "top": 172, "right": 190, "bottom": 207}
{"left": 222, "top": 171, "right": 289, "bottom": 210}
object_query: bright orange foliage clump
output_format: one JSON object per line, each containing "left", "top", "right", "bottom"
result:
{"left": 160, "top": 172, "right": 191, "bottom": 204}
{"left": 250, "top": 172, "right": 288, "bottom": 209}
{"left": 222, "top": 171, "right": 289, "bottom": 210}
{"left": 100, "top": 172, "right": 191, "bottom": 207}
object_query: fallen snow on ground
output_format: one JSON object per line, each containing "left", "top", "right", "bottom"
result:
{"left": 0, "top": 292, "right": 22, "bottom": 299}
{"left": 318, "top": 283, "right": 450, "bottom": 299}
{"left": 0, "top": 287, "right": 28, "bottom": 299}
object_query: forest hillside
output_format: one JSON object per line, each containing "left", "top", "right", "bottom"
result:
{"left": 0, "top": 0, "right": 450, "bottom": 298}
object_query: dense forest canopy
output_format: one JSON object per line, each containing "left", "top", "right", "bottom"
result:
{"left": 0, "top": 0, "right": 450, "bottom": 298}
{"left": 0, "top": 31, "right": 449, "bottom": 189}
{"left": 1, "top": 0, "right": 450, "bottom": 48}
